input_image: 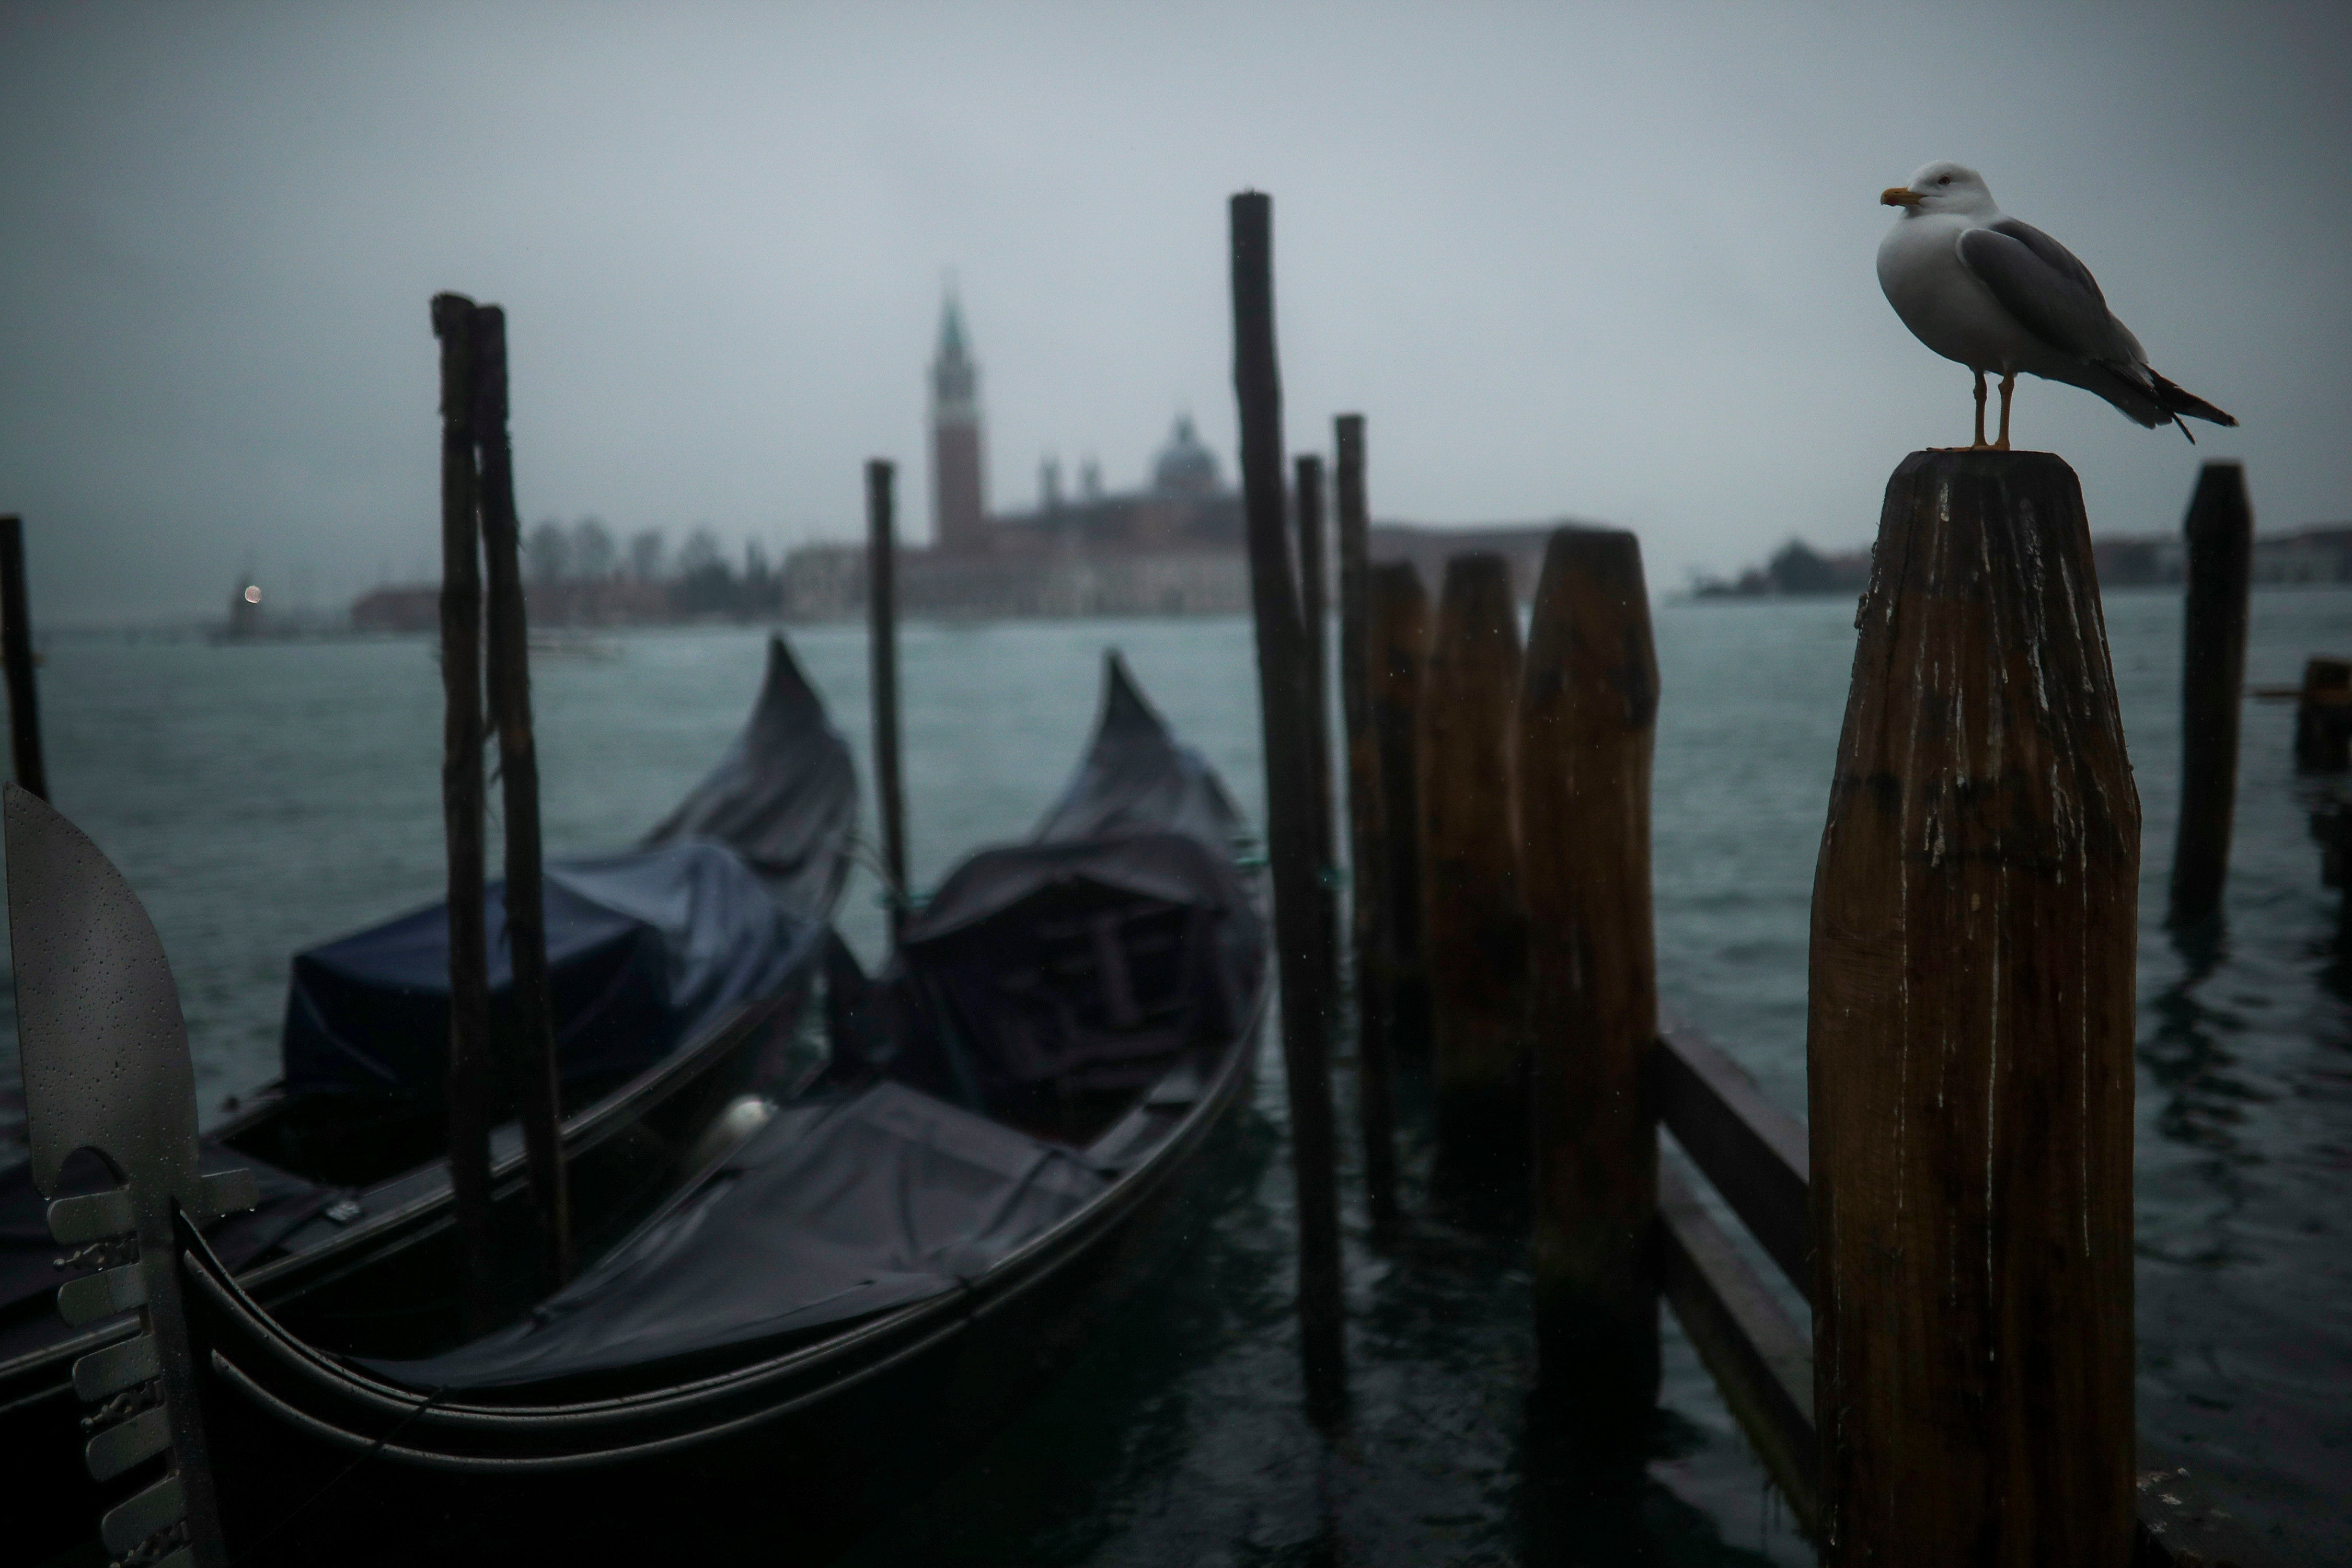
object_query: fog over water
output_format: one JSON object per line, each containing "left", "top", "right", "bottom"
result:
{"left": 2, "top": 2, "right": 2347, "bottom": 622}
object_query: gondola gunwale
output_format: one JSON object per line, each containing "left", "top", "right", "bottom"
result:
{"left": 0, "top": 909, "right": 816, "bottom": 1392}
{"left": 186, "top": 978, "right": 1261, "bottom": 1451}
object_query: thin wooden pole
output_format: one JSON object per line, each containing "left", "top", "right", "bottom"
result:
{"left": 867, "top": 459, "right": 908, "bottom": 939}
{"left": 1367, "top": 561, "right": 1432, "bottom": 1068}
{"left": 431, "top": 294, "right": 497, "bottom": 1326}
{"left": 1334, "top": 415, "right": 1398, "bottom": 1237}
{"left": 1809, "top": 451, "right": 2137, "bottom": 1565}
{"left": 0, "top": 516, "right": 48, "bottom": 801}
{"left": 474, "top": 304, "right": 573, "bottom": 1288}
{"left": 1295, "top": 453, "right": 1341, "bottom": 1030}
{"left": 1520, "top": 526, "right": 1660, "bottom": 1435}
{"left": 2169, "top": 462, "right": 2253, "bottom": 929}
{"left": 1230, "top": 190, "right": 1345, "bottom": 1414}
{"left": 1419, "top": 552, "right": 1528, "bottom": 1214}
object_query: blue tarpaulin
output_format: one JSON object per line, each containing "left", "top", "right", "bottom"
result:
{"left": 282, "top": 840, "right": 816, "bottom": 1100}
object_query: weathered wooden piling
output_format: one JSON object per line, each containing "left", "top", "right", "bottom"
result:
{"left": 1334, "top": 415, "right": 1399, "bottom": 1236}
{"left": 1230, "top": 190, "right": 1345, "bottom": 1411}
{"left": 1367, "top": 561, "right": 1433, "bottom": 1067}
{"left": 430, "top": 294, "right": 497, "bottom": 1324}
{"left": 2295, "top": 656, "right": 2352, "bottom": 773}
{"left": 1419, "top": 552, "right": 1528, "bottom": 1207}
{"left": 1, "top": 516, "right": 49, "bottom": 802}
{"left": 474, "top": 304, "right": 574, "bottom": 1287}
{"left": 2169, "top": 462, "right": 2253, "bottom": 928}
{"left": 1295, "top": 453, "right": 1342, "bottom": 1032}
{"left": 1809, "top": 451, "right": 2138, "bottom": 1565}
{"left": 1520, "top": 527, "right": 1660, "bottom": 1430}
{"left": 867, "top": 459, "right": 908, "bottom": 936}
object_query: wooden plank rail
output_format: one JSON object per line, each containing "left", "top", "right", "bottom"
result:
{"left": 1654, "top": 1158, "right": 1817, "bottom": 1534}
{"left": 1641, "top": 1019, "right": 1818, "bottom": 1527}
{"left": 1645, "top": 1018, "right": 2264, "bottom": 1565}
{"left": 1651, "top": 1021, "right": 1808, "bottom": 1299}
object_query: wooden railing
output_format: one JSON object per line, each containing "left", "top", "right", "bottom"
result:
{"left": 1321, "top": 415, "right": 2271, "bottom": 1558}
{"left": 1647, "top": 1014, "right": 2275, "bottom": 1564}
{"left": 1648, "top": 1020, "right": 1816, "bottom": 1532}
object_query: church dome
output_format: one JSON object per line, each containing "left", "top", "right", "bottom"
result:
{"left": 1151, "top": 415, "right": 1221, "bottom": 497}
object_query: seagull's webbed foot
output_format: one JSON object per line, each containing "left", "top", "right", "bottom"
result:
{"left": 1994, "top": 373, "right": 2015, "bottom": 451}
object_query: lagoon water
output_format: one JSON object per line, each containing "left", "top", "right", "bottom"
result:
{"left": 3, "top": 586, "right": 2346, "bottom": 1562}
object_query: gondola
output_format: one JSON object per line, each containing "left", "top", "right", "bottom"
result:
{"left": 0, "top": 633, "right": 856, "bottom": 1561}
{"left": 11, "top": 652, "right": 1266, "bottom": 1567}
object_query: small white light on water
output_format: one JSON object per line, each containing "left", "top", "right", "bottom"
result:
{"left": 243, "top": 585, "right": 261, "bottom": 604}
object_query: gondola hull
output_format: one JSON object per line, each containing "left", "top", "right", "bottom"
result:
{"left": 0, "top": 634, "right": 855, "bottom": 1559}
{"left": 185, "top": 1008, "right": 1258, "bottom": 1564}
{"left": 18, "top": 649, "right": 1267, "bottom": 1567}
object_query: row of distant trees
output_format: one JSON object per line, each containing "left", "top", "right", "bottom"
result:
{"left": 522, "top": 517, "right": 780, "bottom": 620}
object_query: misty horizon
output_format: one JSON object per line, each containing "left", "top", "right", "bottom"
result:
{"left": 3, "top": 2, "right": 2347, "bottom": 623}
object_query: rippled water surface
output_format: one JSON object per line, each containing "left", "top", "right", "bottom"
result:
{"left": 3, "top": 585, "right": 2346, "bottom": 1562}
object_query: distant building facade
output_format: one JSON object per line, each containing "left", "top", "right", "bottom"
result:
{"left": 856, "top": 293, "right": 1565, "bottom": 617}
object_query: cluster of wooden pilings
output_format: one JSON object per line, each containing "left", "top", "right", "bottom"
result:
{"left": 1226, "top": 192, "right": 2229, "bottom": 1564}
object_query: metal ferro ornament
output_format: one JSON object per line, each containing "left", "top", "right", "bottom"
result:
{"left": 7, "top": 782, "right": 255, "bottom": 1568}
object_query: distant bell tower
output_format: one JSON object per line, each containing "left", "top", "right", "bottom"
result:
{"left": 929, "top": 290, "right": 987, "bottom": 553}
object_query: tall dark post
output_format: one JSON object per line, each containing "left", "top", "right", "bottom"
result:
{"left": 1419, "top": 552, "right": 1528, "bottom": 1213}
{"left": 1230, "top": 190, "right": 1345, "bottom": 1413}
{"left": 1, "top": 517, "right": 48, "bottom": 801}
{"left": 1809, "top": 452, "right": 2137, "bottom": 1565}
{"left": 1295, "top": 453, "right": 1341, "bottom": 1023}
{"left": 474, "top": 304, "right": 573, "bottom": 1288}
{"left": 1334, "top": 415, "right": 1398, "bottom": 1236}
{"left": 431, "top": 295, "right": 497, "bottom": 1323}
{"left": 1521, "top": 527, "right": 1660, "bottom": 1437}
{"left": 1367, "top": 561, "right": 1432, "bottom": 1067}
{"left": 2169, "top": 462, "right": 2253, "bottom": 929}
{"left": 868, "top": 459, "right": 908, "bottom": 937}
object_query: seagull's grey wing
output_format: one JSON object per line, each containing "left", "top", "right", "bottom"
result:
{"left": 1957, "top": 218, "right": 2146, "bottom": 367}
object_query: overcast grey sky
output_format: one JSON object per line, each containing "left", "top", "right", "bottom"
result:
{"left": 2, "top": 1, "right": 2346, "bottom": 621}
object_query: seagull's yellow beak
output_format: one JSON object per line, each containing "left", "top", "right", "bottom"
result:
{"left": 1881, "top": 186, "right": 1924, "bottom": 209}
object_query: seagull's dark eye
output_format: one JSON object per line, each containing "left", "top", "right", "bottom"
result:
{"left": 1938, "top": 175, "right": 1951, "bottom": 185}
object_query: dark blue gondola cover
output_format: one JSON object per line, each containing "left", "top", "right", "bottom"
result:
{"left": 282, "top": 841, "right": 815, "bottom": 1100}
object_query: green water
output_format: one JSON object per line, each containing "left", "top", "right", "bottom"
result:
{"left": 4, "top": 587, "right": 2346, "bottom": 1562}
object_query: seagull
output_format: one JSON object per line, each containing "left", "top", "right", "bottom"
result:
{"left": 1877, "top": 160, "right": 2236, "bottom": 450}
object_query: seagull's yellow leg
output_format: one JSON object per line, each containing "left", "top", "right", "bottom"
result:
{"left": 1995, "top": 373, "right": 2015, "bottom": 451}
{"left": 1973, "top": 370, "right": 1989, "bottom": 449}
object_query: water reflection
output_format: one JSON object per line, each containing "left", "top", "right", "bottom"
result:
{"left": 2142, "top": 925, "right": 2269, "bottom": 1175}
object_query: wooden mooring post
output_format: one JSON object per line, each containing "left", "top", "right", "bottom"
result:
{"left": 2294, "top": 656, "right": 2351, "bottom": 773}
{"left": 1295, "top": 453, "right": 1342, "bottom": 1022}
{"left": 430, "top": 294, "right": 498, "bottom": 1325}
{"left": 867, "top": 459, "right": 909, "bottom": 937}
{"left": 1, "top": 516, "right": 48, "bottom": 801}
{"left": 1230, "top": 190, "right": 1345, "bottom": 1413}
{"left": 1520, "top": 527, "right": 1660, "bottom": 1433}
{"left": 1810, "top": 451, "right": 2137, "bottom": 1564}
{"left": 1367, "top": 561, "right": 1432, "bottom": 1068}
{"left": 1334, "top": 415, "right": 1399, "bottom": 1235}
{"left": 2169, "top": 461, "right": 2253, "bottom": 929}
{"left": 475, "top": 304, "right": 574, "bottom": 1288}
{"left": 1419, "top": 552, "right": 1528, "bottom": 1212}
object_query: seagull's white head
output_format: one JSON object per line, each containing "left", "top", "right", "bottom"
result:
{"left": 1880, "top": 161, "right": 1998, "bottom": 218}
